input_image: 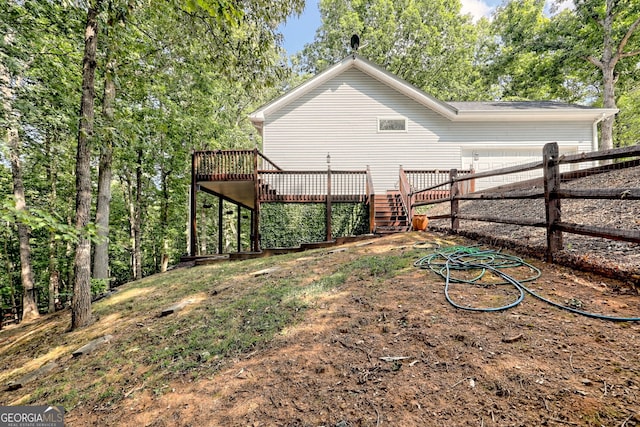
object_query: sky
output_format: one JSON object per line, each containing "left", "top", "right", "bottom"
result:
{"left": 279, "top": 0, "right": 570, "bottom": 55}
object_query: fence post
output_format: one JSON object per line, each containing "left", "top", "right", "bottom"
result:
{"left": 543, "top": 142, "right": 562, "bottom": 261}
{"left": 450, "top": 169, "right": 459, "bottom": 231}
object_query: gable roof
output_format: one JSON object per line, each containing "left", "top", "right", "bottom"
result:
{"left": 249, "top": 54, "right": 617, "bottom": 130}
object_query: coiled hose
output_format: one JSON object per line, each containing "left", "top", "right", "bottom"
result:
{"left": 414, "top": 244, "right": 640, "bottom": 322}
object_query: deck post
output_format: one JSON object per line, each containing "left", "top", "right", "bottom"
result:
{"left": 252, "top": 148, "right": 260, "bottom": 252}
{"left": 450, "top": 169, "right": 459, "bottom": 231}
{"left": 543, "top": 142, "right": 562, "bottom": 261}
{"left": 218, "top": 196, "right": 223, "bottom": 254}
{"left": 469, "top": 168, "right": 476, "bottom": 193}
{"left": 326, "top": 159, "right": 332, "bottom": 241}
{"left": 189, "top": 152, "right": 197, "bottom": 257}
{"left": 237, "top": 204, "right": 242, "bottom": 252}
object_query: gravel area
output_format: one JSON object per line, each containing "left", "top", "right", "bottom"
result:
{"left": 427, "top": 165, "right": 640, "bottom": 284}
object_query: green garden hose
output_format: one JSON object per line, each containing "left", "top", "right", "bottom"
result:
{"left": 414, "top": 245, "right": 640, "bottom": 322}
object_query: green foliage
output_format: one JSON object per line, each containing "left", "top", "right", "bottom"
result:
{"left": 1, "top": 0, "right": 305, "bottom": 310}
{"left": 487, "top": 0, "right": 592, "bottom": 102}
{"left": 487, "top": 0, "right": 640, "bottom": 146}
{"left": 260, "top": 203, "right": 326, "bottom": 248}
{"left": 0, "top": 197, "right": 87, "bottom": 243}
{"left": 615, "top": 87, "right": 640, "bottom": 147}
{"left": 90, "top": 278, "right": 109, "bottom": 296}
{"left": 182, "top": 0, "right": 244, "bottom": 23}
{"left": 4, "top": 0, "right": 638, "bottom": 315}
{"left": 332, "top": 202, "right": 369, "bottom": 237}
{"left": 297, "top": 0, "right": 488, "bottom": 100}
{"left": 259, "top": 202, "right": 369, "bottom": 248}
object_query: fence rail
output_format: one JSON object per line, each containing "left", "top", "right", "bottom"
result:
{"left": 425, "top": 142, "right": 640, "bottom": 262}
{"left": 408, "top": 169, "right": 474, "bottom": 204}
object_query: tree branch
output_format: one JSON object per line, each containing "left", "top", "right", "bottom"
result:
{"left": 586, "top": 55, "right": 603, "bottom": 69}
{"left": 615, "top": 15, "right": 640, "bottom": 61}
{"left": 620, "top": 49, "right": 640, "bottom": 59}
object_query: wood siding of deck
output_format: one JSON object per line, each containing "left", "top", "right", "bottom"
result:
{"left": 262, "top": 68, "right": 596, "bottom": 192}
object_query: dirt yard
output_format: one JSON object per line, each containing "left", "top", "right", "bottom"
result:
{"left": 65, "top": 232, "right": 640, "bottom": 427}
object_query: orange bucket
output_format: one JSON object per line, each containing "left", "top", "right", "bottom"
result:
{"left": 412, "top": 214, "right": 429, "bottom": 231}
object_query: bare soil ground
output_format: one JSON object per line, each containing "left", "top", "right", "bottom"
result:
{"left": 65, "top": 231, "right": 640, "bottom": 427}
{"left": 3, "top": 167, "right": 639, "bottom": 427}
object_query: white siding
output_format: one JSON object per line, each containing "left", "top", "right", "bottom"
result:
{"left": 263, "top": 69, "right": 595, "bottom": 193}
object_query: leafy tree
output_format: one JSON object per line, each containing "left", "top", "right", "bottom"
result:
{"left": 297, "top": 0, "right": 486, "bottom": 100}
{"left": 571, "top": 0, "right": 640, "bottom": 150}
{"left": 488, "top": 0, "right": 578, "bottom": 101}
{"left": 1, "top": 0, "right": 305, "bottom": 328}
{"left": 1, "top": 0, "right": 84, "bottom": 321}
{"left": 490, "top": 0, "right": 640, "bottom": 149}
{"left": 614, "top": 77, "right": 640, "bottom": 147}
{"left": 72, "top": 0, "right": 101, "bottom": 330}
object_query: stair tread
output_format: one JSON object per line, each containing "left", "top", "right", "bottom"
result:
{"left": 374, "top": 190, "right": 409, "bottom": 235}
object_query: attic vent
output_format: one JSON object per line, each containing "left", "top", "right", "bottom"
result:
{"left": 378, "top": 117, "right": 407, "bottom": 132}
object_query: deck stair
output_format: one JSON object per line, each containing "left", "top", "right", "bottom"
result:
{"left": 374, "top": 191, "right": 409, "bottom": 234}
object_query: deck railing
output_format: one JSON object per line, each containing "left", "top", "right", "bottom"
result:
{"left": 258, "top": 170, "right": 369, "bottom": 203}
{"left": 407, "top": 169, "right": 474, "bottom": 202}
{"left": 193, "top": 149, "right": 281, "bottom": 181}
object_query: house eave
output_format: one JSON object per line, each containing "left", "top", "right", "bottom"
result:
{"left": 248, "top": 54, "right": 460, "bottom": 126}
{"left": 248, "top": 54, "right": 619, "bottom": 127}
{"left": 452, "top": 108, "right": 619, "bottom": 122}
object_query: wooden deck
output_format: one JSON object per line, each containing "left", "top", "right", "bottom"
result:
{"left": 190, "top": 149, "right": 473, "bottom": 255}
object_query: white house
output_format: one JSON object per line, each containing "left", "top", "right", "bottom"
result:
{"left": 249, "top": 54, "right": 617, "bottom": 192}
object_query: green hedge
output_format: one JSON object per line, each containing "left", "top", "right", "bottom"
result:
{"left": 260, "top": 203, "right": 369, "bottom": 248}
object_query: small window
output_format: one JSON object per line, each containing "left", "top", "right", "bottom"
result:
{"left": 378, "top": 117, "right": 407, "bottom": 132}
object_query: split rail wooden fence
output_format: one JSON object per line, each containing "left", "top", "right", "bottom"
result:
{"left": 416, "top": 142, "right": 640, "bottom": 262}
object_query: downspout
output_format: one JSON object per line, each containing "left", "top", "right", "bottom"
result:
{"left": 592, "top": 113, "right": 607, "bottom": 152}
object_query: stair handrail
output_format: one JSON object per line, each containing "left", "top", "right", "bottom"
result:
{"left": 366, "top": 166, "right": 375, "bottom": 233}
{"left": 254, "top": 148, "right": 283, "bottom": 171}
{"left": 399, "top": 166, "right": 412, "bottom": 229}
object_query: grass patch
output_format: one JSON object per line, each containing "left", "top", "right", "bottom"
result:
{"left": 340, "top": 252, "right": 419, "bottom": 280}
{"left": 146, "top": 274, "right": 335, "bottom": 374}
{"left": 2, "top": 245, "right": 380, "bottom": 412}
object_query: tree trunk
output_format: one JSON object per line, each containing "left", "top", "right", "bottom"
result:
{"left": 2, "top": 236, "right": 18, "bottom": 320}
{"left": 599, "top": 5, "right": 616, "bottom": 152}
{"left": 45, "top": 136, "right": 60, "bottom": 314}
{"left": 65, "top": 217, "right": 74, "bottom": 301}
{"left": 133, "top": 148, "right": 143, "bottom": 280}
{"left": 599, "top": 64, "right": 616, "bottom": 151}
{"left": 48, "top": 249, "right": 59, "bottom": 313}
{"left": 122, "top": 173, "right": 135, "bottom": 280}
{"left": 160, "top": 166, "right": 171, "bottom": 272}
{"left": 200, "top": 208, "right": 207, "bottom": 255}
{"left": 8, "top": 128, "right": 39, "bottom": 322}
{"left": 585, "top": 1, "right": 640, "bottom": 151}
{"left": 72, "top": 3, "right": 100, "bottom": 330}
{"left": 92, "top": 58, "right": 115, "bottom": 282}
{"left": 1, "top": 25, "right": 37, "bottom": 322}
